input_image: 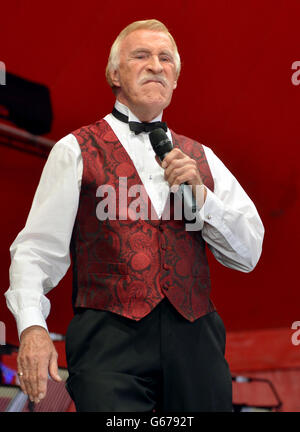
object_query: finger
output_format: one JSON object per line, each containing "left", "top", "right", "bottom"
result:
{"left": 164, "top": 158, "right": 182, "bottom": 178}
{"left": 23, "top": 366, "right": 35, "bottom": 402}
{"left": 19, "top": 356, "right": 44, "bottom": 403}
{"left": 36, "top": 361, "right": 49, "bottom": 402}
{"left": 166, "top": 164, "right": 191, "bottom": 187}
{"left": 170, "top": 184, "right": 180, "bottom": 193}
{"left": 170, "top": 164, "right": 200, "bottom": 189}
{"left": 162, "top": 148, "right": 185, "bottom": 168}
{"left": 171, "top": 174, "right": 195, "bottom": 189}
{"left": 31, "top": 358, "right": 48, "bottom": 403}
{"left": 28, "top": 359, "right": 39, "bottom": 402}
{"left": 17, "top": 359, "right": 27, "bottom": 394}
{"left": 49, "top": 352, "right": 62, "bottom": 383}
{"left": 17, "top": 374, "right": 27, "bottom": 395}
{"left": 166, "top": 166, "right": 184, "bottom": 186}
{"left": 17, "top": 357, "right": 33, "bottom": 399}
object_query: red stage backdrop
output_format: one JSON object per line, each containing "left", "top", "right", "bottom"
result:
{"left": 0, "top": 1, "right": 299, "bottom": 345}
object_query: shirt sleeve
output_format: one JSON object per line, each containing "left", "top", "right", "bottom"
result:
{"left": 198, "top": 145, "right": 265, "bottom": 272}
{"left": 5, "top": 133, "right": 82, "bottom": 338}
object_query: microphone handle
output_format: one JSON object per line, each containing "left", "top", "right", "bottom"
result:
{"left": 179, "top": 183, "right": 198, "bottom": 215}
{"left": 158, "top": 154, "right": 197, "bottom": 215}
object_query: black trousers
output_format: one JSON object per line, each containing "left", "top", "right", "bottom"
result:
{"left": 65, "top": 298, "right": 232, "bottom": 412}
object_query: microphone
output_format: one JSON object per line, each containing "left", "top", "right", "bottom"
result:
{"left": 149, "top": 128, "right": 198, "bottom": 216}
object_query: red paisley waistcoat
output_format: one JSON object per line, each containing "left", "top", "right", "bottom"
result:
{"left": 70, "top": 119, "right": 215, "bottom": 322}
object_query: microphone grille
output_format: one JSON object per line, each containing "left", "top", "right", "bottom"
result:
{"left": 149, "top": 128, "right": 173, "bottom": 157}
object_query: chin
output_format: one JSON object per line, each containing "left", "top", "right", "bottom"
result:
{"left": 143, "top": 93, "right": 170, "bottom": 108}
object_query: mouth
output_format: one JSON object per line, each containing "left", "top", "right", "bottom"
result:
{"left": 143, "top": 79, "right": 165, "bottom": 87}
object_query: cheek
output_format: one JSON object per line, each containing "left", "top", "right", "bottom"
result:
{"left": 120, "top": 75, "right": 138, "bottom": 97}
{"left": 125, "top": 71, "right": 143, "bottom": 92}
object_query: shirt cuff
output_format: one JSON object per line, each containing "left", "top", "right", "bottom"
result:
{"left": 16, "top": 307, "right": 48, "bottom": 340}
{"left": 199, "top": 186, "right": 252, "bottom": 260}
{"left": 199, "top": 186, "right": 225, "bottom": 225}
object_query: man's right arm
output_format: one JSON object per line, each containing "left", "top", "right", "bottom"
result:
{"left": 5, "top": 133, "right": 82, "bottom": 402}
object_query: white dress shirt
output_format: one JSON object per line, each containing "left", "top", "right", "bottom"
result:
{"left": 5, "top": 100, "right": 264, "bottom": 338}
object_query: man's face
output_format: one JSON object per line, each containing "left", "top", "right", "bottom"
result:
{"left": 111, "top": 29, "right": 178, "bottom": 120}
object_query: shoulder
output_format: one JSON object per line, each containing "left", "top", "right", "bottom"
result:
{"left": 72, "top": 118, "right": 109, "bottom": 137}
{"left": 71, "top": 118, "right": 116, "bottom": 147}
{"left": 50, "top": 133, "right": 81, "bottom": 156}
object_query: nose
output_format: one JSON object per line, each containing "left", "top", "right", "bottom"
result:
{"left": 146, "top": 55, "right": 163, "bottom": 74}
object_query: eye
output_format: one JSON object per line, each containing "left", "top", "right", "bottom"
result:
{"left": 134, "top": 52, "right": 149, "bottom": 60}
{"left": 160, "top": 55, "right": 173, "bottom": 63}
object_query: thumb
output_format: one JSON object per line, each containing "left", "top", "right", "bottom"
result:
{"left": 49, "top": 352, "right": 62, "bottom": 382}
{"left": 155, "top": 155, "right": 162, "bottom": 167}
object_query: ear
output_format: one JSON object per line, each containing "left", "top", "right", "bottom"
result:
{"left": 173, "top": 80, "right": 177, "bottom": 90}
{"left": 110, "top": 69, "right": 121, "bottom": 88}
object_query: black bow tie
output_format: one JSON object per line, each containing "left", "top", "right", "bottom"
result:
{"left": 112, "top": 107, "right": 168, "bottom": 135}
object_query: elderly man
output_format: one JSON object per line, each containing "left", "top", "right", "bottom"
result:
{"left": 5, "top": 19, "right": 264, "bottom": 412}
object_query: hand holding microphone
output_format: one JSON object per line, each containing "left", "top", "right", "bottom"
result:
{"left": 149, "top": 128, "right": 207, "bottom": 216}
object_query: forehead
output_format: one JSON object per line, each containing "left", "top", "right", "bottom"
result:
{"left": 120, "top": 29, "right": 174, "bottom": 55}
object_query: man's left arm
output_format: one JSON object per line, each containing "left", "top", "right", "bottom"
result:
{"left": 159, "top": 145, "right": 264, "bottom": 272}
{"left": 199, "top": 146, "right": 264, "bottom": 272}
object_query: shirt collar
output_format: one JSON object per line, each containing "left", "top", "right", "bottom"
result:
{"left": 114, "top": 100, "right": 163, "bottom": 123}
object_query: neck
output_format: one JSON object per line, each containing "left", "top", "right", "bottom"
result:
{"left": 131, "top": 106, "right": 161, "bottom": 122}
{"left": 116, "top": 98, "right": 163, "bottom": 123}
